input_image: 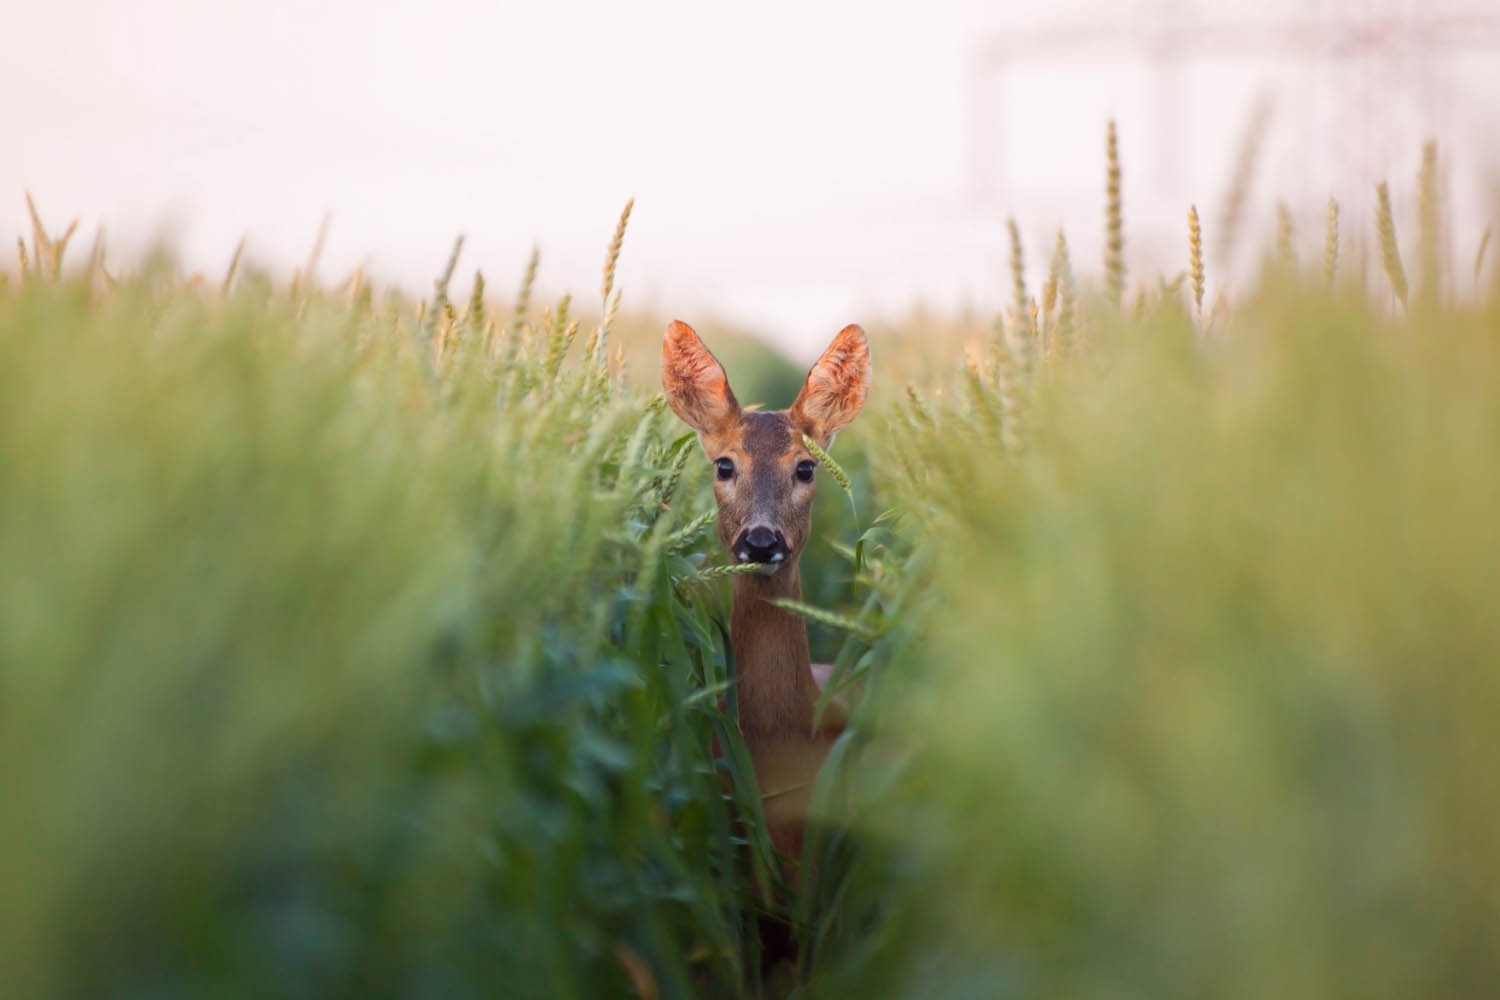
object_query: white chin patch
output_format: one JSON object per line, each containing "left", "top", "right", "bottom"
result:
{"left": 735, "top": 552, "right": 785, "bottom": 575}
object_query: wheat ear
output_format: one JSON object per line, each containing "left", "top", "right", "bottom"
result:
{"left": 1275, "top": 202, "right": 1295, "bottom": 267}
{"left": 1474, "top": 227, "right": 1492, "bottom": 292}
{"left": 1323, "top": 198, "right": 1340, "bottom": 290}
{"left": 1052, "top": 229, "right": 1077, "bottom": 355}
{"left": 1104, "top": 120, "right": 1125, "bottom": 305}
{"left": 1417, "top": 140, "right": 1440, "bottom": 306}
{"left": 1375, "top": 181, "right": 1408, "bottom": 306}
{"left": 1188, "top": 205, "right": 1205, "bottom": 318}
{"left": 501, "top": 246, "right": 540, "bottom": 362}
{"left": 802, "top": 434, "right": 856, "bottom": 516}
{"left": 223, "top": 236, "right": 246, "bottom": 296}
{"left": 696, "top": 561, "right": 771, "bottom": 581}
{"left": 602, "top": 197, "right": 634, "bottom": 309}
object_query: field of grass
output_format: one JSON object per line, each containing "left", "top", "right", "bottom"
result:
{"left": 3, "top": 137, "right": 1499, "bottom": 998}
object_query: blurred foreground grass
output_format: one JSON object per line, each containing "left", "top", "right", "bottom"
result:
{"left": 3, "top": 173, "right": 1500, "bottom": 998}
{"left": 0, "top": 236, "right": 811, "bottom": 996}
{"left": 838, "top": 269, "right": 1500, "bottom": 998}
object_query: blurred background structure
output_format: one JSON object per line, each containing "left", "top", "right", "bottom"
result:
{"left": 6, "top": 0, "right": 1498, "bottom": 357}
{"left": 972, "top": 0, "right": 1500, "bottom": 291}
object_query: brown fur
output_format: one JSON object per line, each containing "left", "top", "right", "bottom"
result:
{"left": 662, "top": 320, "right": 870, "bottom": 866}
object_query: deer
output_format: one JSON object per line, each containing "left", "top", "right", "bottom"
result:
{"left": 661, "top": 319, "right": 870, "bottom": 868}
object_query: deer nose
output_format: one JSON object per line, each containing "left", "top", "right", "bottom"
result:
{"left": 735, "top": 526, "right": 788, "bottom": 565}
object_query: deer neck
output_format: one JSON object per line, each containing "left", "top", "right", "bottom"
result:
{"left": 731, "top": 564, "right": 818, "bottom": 738}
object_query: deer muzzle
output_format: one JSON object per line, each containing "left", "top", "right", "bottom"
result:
{"left": 734, "top": 525, "right": 789, "bottom": 572}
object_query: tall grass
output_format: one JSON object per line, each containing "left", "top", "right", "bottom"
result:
{"left": 827, "top": 146, "right": 1500, "bottom": 998}
{"left": 5, "top": 124, "right": 1500, "bottom": 999}
{"left": 0, "top": 220, "right": 813, "bottom": 996}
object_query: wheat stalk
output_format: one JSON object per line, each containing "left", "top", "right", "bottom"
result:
{"left": 657, "top": 436, "right": 696, "bottom": 511}
{"left": 1051, "top": 229, "right": 1077, "bottom": 356}
{"left": 601, "top": 198, "right": 634, "bottom": 309}
{"left": 1375, "top": 181, "right": 1408, "bottom": 306}
{"left": 905, "top": 385, "right": 930, "bottom": 419}
{"left": 84, "top": 228, "right": 105, "bottom": 287}
{"left": 1007, "top": 218, "right": 1029, "bottom": 324}
{"left": 1028, "top": 297, "right": 1041, "bottom": 358}
{"left": 669, "top": 509, "right": 719, "bottom": 551}
{"left": 23, "top": 193, "right": 79, "bottom": 280}
{"left": 222, "top": 236, "right": 246, "bottom": 296}
{"left": 621, "top": 405, "right": 659, "bottom": 477}
{"left": 1323, "top": 198, "right": 1340, "bottom": 290}
{"left": 991, "top": 311, "right": 1023, "bottom": 453}
{"left": 766, "top": 598, "right": 878, "bottom": 641}
{"left": 1006, "top": 218, "right": 1038, "bottom": 374}
{"left": 422, "top": 235, "right": 465, "bottom": 353}
{"left": 962, "top": 364, "right": 1004, "bottom": 445}
{"left": 590, "top": 200, "right": 634, "bottom": 372}
{"left": 434, "top": 301, "right": 460, "bottom": 369}
{"left": 1007, "top": 219, "right": 1037, "bottom": 375}
{"left": 332, "top": 262, "right": 363, "bottom": 298}
{"left": 1275, "top": 202, "right": 1295, "bottom": 267}
{"left": 24, "top": 192, "right": 49, "bottom": 278}
{"left": 500, "top": 245, "right": 540, "bottom": 362}
{"left": 1214, "top": 93, "right": 1273, "bottom": 273}
{"left": 596, "top": 289, "right": 622, "bottom": 367}
{"left": 1041, "top": 267, "right": 1058, "bottom": 353}
{"left": 802, "top": 433, "right": 856, "bottom": 517}
{"left": 1188, "top": 205, "right": 1205, "bottom": 318}
{"left": 50, "top": 220, "right": 78, "bottom": 280}
{"left": 541, "top": 294, "right": 574, "bottom": 380}
{"left": 466, "top": 270, "right": 487, "bottom": 340}
{"left": 1104, "top": 120, "right": 1125, "bottom": 305}
{"left": 303, "top": 213, "right": 331, "bottom": 291}
{"left": 1475, "top": 227, "right": 1492, "bottom": 292}
{"left": 1418, "top": 140, "right": 1440, "bottom": 307}
{"left": 695, "top": 561, "right": 769, "bottom": 581}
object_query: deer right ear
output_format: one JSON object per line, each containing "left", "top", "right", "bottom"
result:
{"left": 662, "top": 320, "right": 741, "bottom": 436}
{"left": 790, "top": 323, "right": 870, "bottom": 446}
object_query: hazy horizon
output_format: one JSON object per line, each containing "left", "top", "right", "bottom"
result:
{"left": 7, "top": 0, "right": 1497, "bottom": 359}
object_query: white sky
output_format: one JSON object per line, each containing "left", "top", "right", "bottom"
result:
{"left": 6, "top": 0, "right": 1498, "bottom": 357}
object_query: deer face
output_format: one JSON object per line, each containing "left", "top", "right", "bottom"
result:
{"left": 662, "top": 320, "right": 870, "bottom": 574}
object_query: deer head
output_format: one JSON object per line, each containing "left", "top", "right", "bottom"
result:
{"left": 662, "top": 320, "right": 870, "bottom": 574}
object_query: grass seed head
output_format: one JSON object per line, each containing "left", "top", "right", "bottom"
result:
{"left": 1104, "top": 120, "right": 1126, "bottom": 305}
{"left": 1418, "top": 139, "right": 1441, "bottom": 307}
{"left": 1375, "top": 180, "right": 1409, "bottom": 306}
{"left": 1324, "top": 198, "right": 1340, "bottom": 289}
{"left": 1188, "top": 205, "right": 1205, "bottom": 317}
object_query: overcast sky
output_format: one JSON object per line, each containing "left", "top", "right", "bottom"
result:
{"left": 7, "top": 0, "right": 1497, "bottom": 357}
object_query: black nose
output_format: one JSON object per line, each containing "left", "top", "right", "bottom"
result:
{"left": 736, "top": 526, "right": 787, "bottom": 565}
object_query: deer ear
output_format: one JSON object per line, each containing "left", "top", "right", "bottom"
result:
{"left": 790, "top": 324, "right": 870, "bottom": 445}
{"left": 662, "top": 320, "right": 741, "bottom": 436}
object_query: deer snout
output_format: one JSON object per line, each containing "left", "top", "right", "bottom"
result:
{"left": 734, "top": 525, "right": 788, "bottom": 567}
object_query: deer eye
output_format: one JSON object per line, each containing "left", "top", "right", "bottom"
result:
{"left": 795, "top": 460, "right": 816, "bottom": 483}
{"left": 715, "top": 457, "right": 735, "bottom": 481}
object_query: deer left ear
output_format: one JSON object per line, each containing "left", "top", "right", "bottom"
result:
{"left": 790, "top": 324, "right": 870, "bottom": 446}
{"left": 662, "top": 320, "right": 741, "bottom": 437}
